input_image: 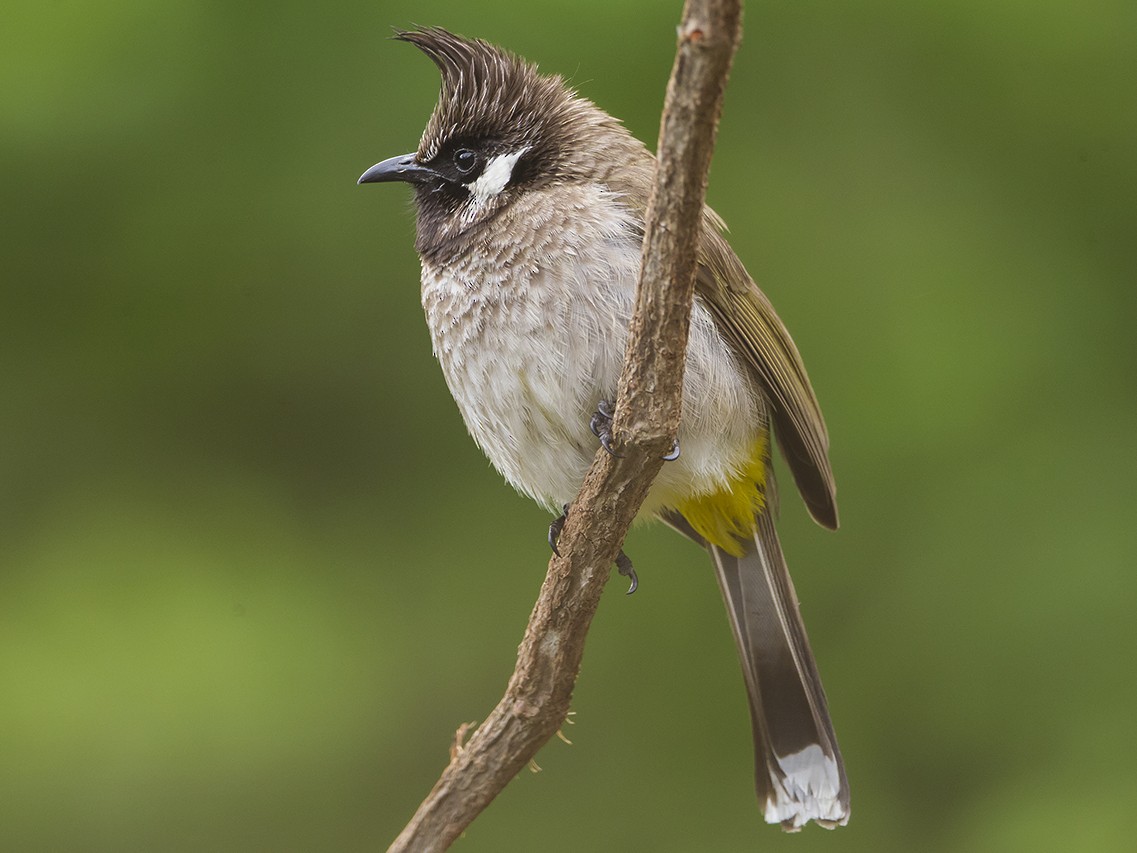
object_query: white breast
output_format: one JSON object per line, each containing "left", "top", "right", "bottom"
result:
{"left": 420, "top": 183, "right": 761, "bottom": 515}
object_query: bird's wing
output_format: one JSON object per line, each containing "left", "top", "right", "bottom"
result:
{"left": 695, "top": 215, "right": 838, "bottom": 530}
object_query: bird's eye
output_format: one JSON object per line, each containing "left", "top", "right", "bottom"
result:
{"left": 453, "top": 148, "right": 479, "bottom": 174}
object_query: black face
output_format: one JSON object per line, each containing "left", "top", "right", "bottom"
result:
{"left": 360, "top": 132, "right": 545, "bottom": 261}
{"left": 420, "top": 141, "right": 488, "bottom": 194}
{"left": 419, "top": 138, "right": 542, "bottom": 195}
{"left": 398, "top": 142, "right": 487, "bottom": 227}
{"left": 411, "top": 138, "right": 539, "bottom": 224}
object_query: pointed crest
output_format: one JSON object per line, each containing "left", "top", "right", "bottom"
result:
{"left": 394, "top": 28, "right": 583, "bottom": 165}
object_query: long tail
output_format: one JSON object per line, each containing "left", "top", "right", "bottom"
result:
{"left": 677, "top": 508, "right": 849, "bottom": 830}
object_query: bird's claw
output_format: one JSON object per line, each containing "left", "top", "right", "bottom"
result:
{"left": 616, "top": 550, "right": 638, "bottom": 595}
{"left": 589, "top": 399, "right": 623, "bottom": 458}
{"left": 550, "top": 506, "right": 637, "bottom": 595}
{"left": 548, "top": 505, "right": 568, "bottom": 556}
{"left": 662, "top": 438, "right": 680, "bottom": 461}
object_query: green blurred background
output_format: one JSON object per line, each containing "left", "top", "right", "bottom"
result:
{"left": 3, "top": 0, "right": 1134, "bottom": 850}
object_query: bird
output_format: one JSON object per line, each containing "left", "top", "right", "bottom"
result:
{"left": 357, "top": 27, "right": 849, "bottom": 831}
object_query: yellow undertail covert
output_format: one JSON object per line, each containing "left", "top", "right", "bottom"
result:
{"left": 675, "top": 431, "right": 769, "bottom": 557}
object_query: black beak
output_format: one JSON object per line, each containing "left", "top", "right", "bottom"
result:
{"left": 357, "top": 153, "right": 438, "bottom": 185}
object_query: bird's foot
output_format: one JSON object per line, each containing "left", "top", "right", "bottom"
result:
{"left": 589, "top": 399, "right": 622, "bottom": 458}
{"left": 548, "top": 504, "right": 569, "bottom": 557}
{"left": 550, "top": 505, "right": 637, "bottom": 595}
{"left": 615, "top": 550, "right": 638, "bottom": 595}
{"left": 590, "top": 398, "right": 679, "bottom": 462}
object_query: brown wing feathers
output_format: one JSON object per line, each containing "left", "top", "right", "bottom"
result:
{"left": 697, "top": 223, "right": 839, "bottom": 530}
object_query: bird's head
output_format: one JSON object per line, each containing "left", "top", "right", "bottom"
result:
{"left": 358, "top": 28, "right": 646, "bottom": 249}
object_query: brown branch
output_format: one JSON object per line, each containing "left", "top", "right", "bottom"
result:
{"left": 387, "top": 3, "right": 742, "bottom": 851}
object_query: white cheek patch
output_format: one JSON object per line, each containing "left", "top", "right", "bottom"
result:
{"left": 463, "top": 147, "right": 529, "bottom": 221}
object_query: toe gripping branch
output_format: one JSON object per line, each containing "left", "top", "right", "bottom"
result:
{"left": 558, "top": 398, "right": 680, "bottom": 595}
{"left": 591, "top": 398, "right": 680, "bottom": 462}
{"left": 589, "top": 399, "right": 622, "bottom": 458}
{"left": 545, "top": 400, "right": 678, "bottom": 593}
{"left": 548, "top": 505, "right": 638, "bottom": 595}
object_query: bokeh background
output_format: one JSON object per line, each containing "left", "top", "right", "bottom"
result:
{"left": 3, "top": 0, "right": 1135, "bottom": 850}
